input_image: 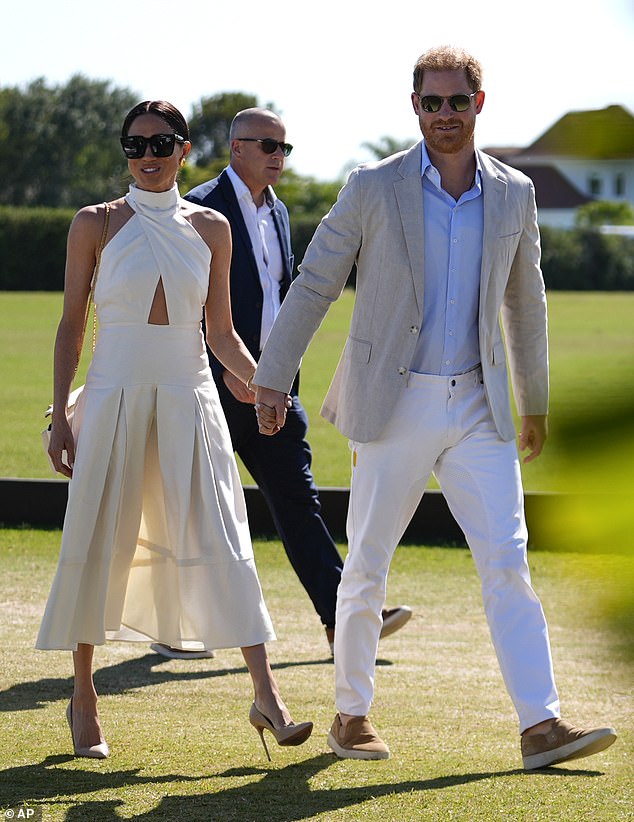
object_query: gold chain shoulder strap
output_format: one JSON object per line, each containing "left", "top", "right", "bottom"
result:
{"left": 88, "top": 202, "right": 111, "bottom": 352}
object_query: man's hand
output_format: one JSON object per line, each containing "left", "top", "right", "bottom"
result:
{"left": 519, "top": 414, "right": 548, "bottom": 463}
{"left": 223, "top": 369, "right": 256, "bottom": 404}
{"left": 254, "top": 385, "right": 292, "bottom": 435}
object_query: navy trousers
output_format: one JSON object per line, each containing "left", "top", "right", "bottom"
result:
{"left": 216, "top": 380, "right": 344, "bottom": 629}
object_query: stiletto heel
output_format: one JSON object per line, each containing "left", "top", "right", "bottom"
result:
{"left": 248, "top": 703, "right": 313, "bottom": 760}
{"left": 66, "top": 698, "right": 109, "bottom": 759}
{"left": 255, "top": 725, "right": 271, "bottom": 761}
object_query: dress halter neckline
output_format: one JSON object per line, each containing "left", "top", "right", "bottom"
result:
{"left": 126, "top": 183, "right": 179, "bottom": 213}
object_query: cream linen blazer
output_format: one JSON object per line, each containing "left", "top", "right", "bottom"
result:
{"left": 255, "top": 142, "right": 548, "bottom": 444}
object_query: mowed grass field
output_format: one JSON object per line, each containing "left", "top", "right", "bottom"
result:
{"left": 1, "top": 290, "right": 633, "bottom": 490}
{"left": 0, "top": 529, "right": 632, "bottom": 821}
{"left": 0, "top": 295, "right": 632, "bottom": 819}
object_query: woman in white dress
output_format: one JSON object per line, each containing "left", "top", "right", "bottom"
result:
{"left": 37, "top": 100, "right": 312, "bottom": 760}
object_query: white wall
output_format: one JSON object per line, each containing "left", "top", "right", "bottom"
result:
{"left": 520, "top": 155, "right": 634, "bottom": 207}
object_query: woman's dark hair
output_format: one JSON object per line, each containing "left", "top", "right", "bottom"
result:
{"left": 121, "top": 100, "right": 189, "bottom": 140}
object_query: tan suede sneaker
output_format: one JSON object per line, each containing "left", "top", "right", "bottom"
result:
{"left": 522, "top": 719, "right": 617, "bottom": 770}
{"left": 327, "top": 714, "right": 390, "bottom": 760}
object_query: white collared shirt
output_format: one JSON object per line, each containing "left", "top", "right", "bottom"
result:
{"left": 226, "top": 165, "right": 284, "bottom": 350}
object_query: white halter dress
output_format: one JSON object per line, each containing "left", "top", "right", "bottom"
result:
{"left": 37, "top": 184, "right": 275, "bottom": 651}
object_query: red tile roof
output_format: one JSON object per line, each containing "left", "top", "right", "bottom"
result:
{"left": 512, "top": 165, "right": 592, "bottom": 208}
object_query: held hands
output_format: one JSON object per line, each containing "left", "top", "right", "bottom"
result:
{"left": 222, "top": 369, "right": 291, "bottom": 433}
{"left": 519, "top": 414, "right": 548, "bottom": 463}
{"left": 254, "top": 386, "right": 293, "bottom": 435}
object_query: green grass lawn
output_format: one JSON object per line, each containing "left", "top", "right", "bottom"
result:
{"left": 0, "top": 528, "right": 632, "bottom": 820}
{"left": 1, "top": 291, "right": 634, "bottom": 491}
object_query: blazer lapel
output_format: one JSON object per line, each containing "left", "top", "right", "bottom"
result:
{"left": 394, "top": 143, "right": 425, "bottom": 314}
{"left": 218, "top": 171, "right": 261, "bottom": 286}
{"left": 478, "top": 151, "right": 508, "bottom": 324}
{"left": 270, "top": 203, "right": 293, "bottom": 298}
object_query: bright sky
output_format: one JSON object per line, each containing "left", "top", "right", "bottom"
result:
{"left": 3, "top": 0, "right": 633, "bottom": 181}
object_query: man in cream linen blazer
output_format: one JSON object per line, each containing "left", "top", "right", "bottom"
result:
{"left": 254, "top": 46, "right": 616, "bottom": 769}
{"left": 254, "top": 144, "right": 546, "bottom": 446}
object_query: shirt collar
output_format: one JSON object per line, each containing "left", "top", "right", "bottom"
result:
{"left": 226, "top": 164, "right": 277, "bottom": 210}
{"left": 420, "top": 141, "right": 482, "bottom": 192}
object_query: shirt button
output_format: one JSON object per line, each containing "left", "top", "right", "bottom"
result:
{"left": 409, "top": 325, "right": 419, "bottom": 334}
{"left": 397, "top": 367, "right": 407, "bottom": 375}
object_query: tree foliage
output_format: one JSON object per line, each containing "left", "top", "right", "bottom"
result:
{"left": 361, "top": 135, "right": 416, "bottom": 160}
{"left": 575, "top": 200, "right": 634, "bottom": 228}
{"left": 0, "top": 75, "right": 138, "bottom": 207}
{"left": 188, "top": 92, "right": 276, "bottom": 166}
{"left": 275, "top": 169, "right": 340, "bottom": 217}
{"left": 0, "top": 81, "right": 298, "bottom": 207}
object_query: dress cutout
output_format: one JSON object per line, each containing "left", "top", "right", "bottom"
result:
{"left": 37, "top": 184, "right": 275, "bottom": 651}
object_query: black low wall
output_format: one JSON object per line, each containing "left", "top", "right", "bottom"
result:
{"left": 0, "top": 477, "right": 572, "bottom": 547}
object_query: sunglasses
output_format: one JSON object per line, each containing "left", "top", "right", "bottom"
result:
{"left": 120, "top": 133, "right": 186, "bottom": 159}
{"left": 236, "top": 137, "right": 293, "bottom": 156}
{"left": 417, "top": 92, "right": 478, "bottom": 113}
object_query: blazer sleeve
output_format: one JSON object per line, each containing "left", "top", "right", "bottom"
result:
{"left": 255, "top": 170, "right": 363, "bottom": 391}
{"left": 500, "top": 179, "right": 549, "bottom": 416}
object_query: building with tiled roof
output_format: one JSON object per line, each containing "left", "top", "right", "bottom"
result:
{"left": 483, "top": 105, "right": 634, "bottom": 228}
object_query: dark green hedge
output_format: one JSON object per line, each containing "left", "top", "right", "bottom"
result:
{"left": 540, "top": 226, "right": 634, "bottom": 290}
{"left": 0, "top": 206, "right": 74, "bottom": 290}
{"left": 290, "top": 218, "right": 634, "bottom": 291}
{"left": 1, "top": 207, "right": 632, "bottom": 291}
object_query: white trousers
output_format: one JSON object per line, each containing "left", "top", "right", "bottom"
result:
{"left": 334, "top": 368, "right": 560, "bottom": 732}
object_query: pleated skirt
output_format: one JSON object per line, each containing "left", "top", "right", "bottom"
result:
{"left": 36, "top": 324, "right": 275, "bottom": 651}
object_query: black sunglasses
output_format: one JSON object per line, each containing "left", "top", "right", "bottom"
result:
{"left": 120, "top": 133, "right": 186, "bottom": 159}
{"left": 418, "top": 92, "right": 478, "bottom": 113}
{"left": 236, "top": 137, "right": 293, "bottom": 156}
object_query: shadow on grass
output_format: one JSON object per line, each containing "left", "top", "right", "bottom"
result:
{"left": 0, "top": 753, "right": 607, "bottom": 821}
{"left": 0, "top": 653, "right": 392, "bottom": 712}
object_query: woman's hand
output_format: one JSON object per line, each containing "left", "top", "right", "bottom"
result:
{"left": 48, "top": 417, "right": 76, "bottom": 478}
{"left": 223, "top": 369, "right": 256, "bottom": 404}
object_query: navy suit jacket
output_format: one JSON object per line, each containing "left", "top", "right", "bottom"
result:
{"left": 184, "top": 170, "right": 295, "bottom": 386}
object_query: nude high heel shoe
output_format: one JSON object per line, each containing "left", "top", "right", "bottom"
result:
{"left": 66, "top": 699, "right": 109, "bottom": 759}
{"left": 248, "top": 703, "right": 313, "bottom": 761}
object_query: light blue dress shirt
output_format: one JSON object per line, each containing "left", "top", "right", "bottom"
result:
{"left": 410, "top": 142, "right": 484, "bottom": 376}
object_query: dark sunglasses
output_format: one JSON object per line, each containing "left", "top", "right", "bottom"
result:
{"left": 418, "top": 92, "right": 478, "bottom": 113}
{"left": 236, "top": 137, "right": 293, "bottom": 156}
{"left": 120, "top": 133, "right": 186, "bottom": 159}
